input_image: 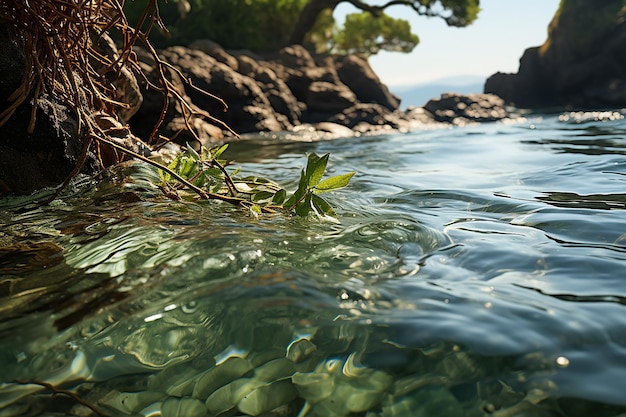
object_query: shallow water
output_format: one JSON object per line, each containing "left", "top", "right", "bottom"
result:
{"left": 1, "top": 111, "right": 626, "bottom": 417}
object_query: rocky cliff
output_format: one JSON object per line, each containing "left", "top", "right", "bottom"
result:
{"left": 485, "top": 0, "right": 626, "bottom": 110}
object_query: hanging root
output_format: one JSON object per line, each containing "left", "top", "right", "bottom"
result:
{"left": 0, "top": 0, "right": 235, "bottom": 199}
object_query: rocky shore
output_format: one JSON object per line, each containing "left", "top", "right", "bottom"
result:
{"left": 0, "top": 35, "right": 512, "bottom": 194}
{"left": 130, "top": 41, "right": 512, "bottom": 146}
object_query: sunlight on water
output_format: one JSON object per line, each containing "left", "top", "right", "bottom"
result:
{"left": 1, "top": 113, "right": 626, "bottom": 416}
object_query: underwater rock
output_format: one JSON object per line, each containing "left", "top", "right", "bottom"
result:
{"left": 162, "top": 396, "right": 207, "bottom": 417}
{"left": 293, "top": 353, "right": 393, "bottom": 417}
{"left": 193, "top": 356, "right": 253, "bottom": 401}
{"left": 99, "top": 390, "right": 166, "bottom": 415}
{"left": 237, "top": 379, "right": 297, "bottom": 416}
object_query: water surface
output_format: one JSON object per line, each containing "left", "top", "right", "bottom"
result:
{"left": 1, "top": 111, "right": 626, "bottom": 416}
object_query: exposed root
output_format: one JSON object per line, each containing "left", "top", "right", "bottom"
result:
{"left": 0, "top": 0, "right": 236, "bottom": 199}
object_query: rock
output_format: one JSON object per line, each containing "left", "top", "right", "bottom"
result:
{"left": 0, "top": 94, "right": 87, "bottom": 195}
{"left": 0, "top": 27, "right": 25, "bottom": 104}
{"left": 235, "top": 54, "right": 302, "bottom": 125}
{"left": 93, "top": 113, "right": 151, "bottom": 167}
{"left": 485, "top": 0, "right": 626, "bottom": 109}
{"left": 128, "top": 47, "right": 215, "bottom": 144}
{"left": 127, "top": 42, "right": 426, "bottom": 137}
{"left": 163, "top": 116, "right": 225, "bottom": 148}
{"left": 306, "top": 81, "right": 357, "bottom": 115}
{"left": 158, "top": 46, "right": 292, "bottom": 134}
{"left": 310, "top": 122, "right": 354, "bottom": 138}
{"left": 330, "top": 103, "right": 399, "bottom": 128}
{"left": 189, "top": 39, "right": 239, "bottom": 71}
{"left": 335, "top": 54, "right": 400, "bottom": 110}
{"left": 130, "top": 40, "right": 502, "bottom": 138}
{"left": 276, "top": 44, "right": 316, "bottom": 69}
{"left": 424, "top": 93, "right": 509, "bottom": 125}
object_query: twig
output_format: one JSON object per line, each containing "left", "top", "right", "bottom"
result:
{"left": 11, "top": 379, "right": 111, "bottom": 417}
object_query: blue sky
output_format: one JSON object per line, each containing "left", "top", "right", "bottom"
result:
{"left": 335, "top": 0, "right": 561, "bottom": 86}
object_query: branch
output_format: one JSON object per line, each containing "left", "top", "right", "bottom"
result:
{"left": 345, "top": 0, "right": 450, "bottom": 21}
{"left": 11, "top": 379, "right": 111, "bottom": 417}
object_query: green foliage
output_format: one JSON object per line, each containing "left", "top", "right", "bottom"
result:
{"left": 158, "top": 145, "right": 354, "bottom": 218}
{"left": 440, "top": 0, "right": 481, "bottom": 27}
{"left": 304, "top": 8, "right": 337, "bottom": 53}
{"left": 123, "top": 0, "right": 309, "bottom": 51}
{"left": 330, "top": 12, "right": 419, "bottom": 56}
{"left": 123, "top": 0, "right": 478, "bottom": 55}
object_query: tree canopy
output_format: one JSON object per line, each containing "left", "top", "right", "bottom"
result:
{"left": 123, "top": 0, "right": 479, "bottom": 55}
{"left": 289, "top": 0, "right": 480, "bottom": 46}
{"left": 330, "top": 12, "right": 420, "bottom": 56}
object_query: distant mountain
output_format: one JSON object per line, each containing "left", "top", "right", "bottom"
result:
{"left": 390, "top": 75, "right": 487, "bottom": 108}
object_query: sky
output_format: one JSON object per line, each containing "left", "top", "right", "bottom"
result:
{"left": 334, "top": 0, "right": 561, "bottom": 87}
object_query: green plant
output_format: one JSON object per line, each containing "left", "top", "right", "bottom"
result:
{"left": 158, "top": 145, "right": 354, "bottom": 218}
{"left": 330, "top": 12, "right": 419, "bottom": 56}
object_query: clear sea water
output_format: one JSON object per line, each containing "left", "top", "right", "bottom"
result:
{"left": 1, "top": 111, "right": 626, "bottom": 417}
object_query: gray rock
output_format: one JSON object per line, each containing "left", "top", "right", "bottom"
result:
{"left": 306, "top": 81, "right": 357, "bottom": 114}
{"left": 0, "top": 95, "right": 86, "bottom": 194}
{"left": 335, "top": 54, "right": 400, "bottom": 111}
{"left": 424, "top": 93, "right": 509, "bottom": 125}
{"left": 485, "top": 0, "right": 626, "bottom": 109}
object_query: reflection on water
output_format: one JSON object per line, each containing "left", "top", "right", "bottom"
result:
{"left": 1, "top": 112, "right": 626, "bottom": 416}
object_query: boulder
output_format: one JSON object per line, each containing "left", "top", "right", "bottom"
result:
{"left": 424, "top": 93, "right": 509, "bottom": 125}
{"left": 485, "top": 0, "right": 626, "bottom": 109}
{"left": 306, "top": 81, "right": 357, "bottom": 115}
{"left": 235, "top": 54, "right": 302, "bottom": 124}
{"left": 188, "top": 39, "right": 239, "bottom": 71}
{"left": 127, "top": 42, "right": 417, "bottom": 136}
{"left": 0, "top": 95, "right": 86, "bottom": 194}
{"left": 335, "top": 54, "right": 400, "bottom": 110}
{"left": 329, "top": 103, "right": 393, "bottom": 128}
{"left": 0, "top": 28, "right": 88, "bottom": 194}
{"left": 156, "top": 46, "right": 292, "bottom": 134}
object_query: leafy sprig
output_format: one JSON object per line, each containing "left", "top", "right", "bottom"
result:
{"left": 158, "top": 145, "right": 354, "bottom": 218}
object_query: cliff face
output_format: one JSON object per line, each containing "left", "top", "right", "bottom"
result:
{"left": 485, "top": 0, "right": 626, "bottom": 109}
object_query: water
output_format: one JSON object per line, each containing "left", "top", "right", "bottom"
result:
{"left": 1, "top": 111, "right": 626, "bottom": 416}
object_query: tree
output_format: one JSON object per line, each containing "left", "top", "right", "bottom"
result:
{"left": 331, "top": 12, "right": 419, "bottom": 56}
{"left": 288, "top": 0, "right": 480, "bottom": 46}
{"left": 124, "top": 0, "right": 310, "bottom": 51}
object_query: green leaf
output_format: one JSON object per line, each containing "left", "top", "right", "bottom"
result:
{"left": 314, "top": 172, "right": 355, "bottom": 193}
{"left": 252, "top": 191, "right": 275, "bottom": 202}
{"left": 179, "top": 157, "right": 195, "bottom": 178}
{"left": 272, "top": 189, "right": 286, "bottom": 205}
{"left": 192, "top": 172, "right": 208, "bottom": 187}
{"left": 211, "top": 144, "right": 229, "bottom": 160}
{"left": 283, "top": 169, "right": 309, "bottom": 209}
{"left": 295, "top": 193, "right": 312, "bottom": 217}
{"left": 311, "top": 194, "right": 335, "bottom": 216}
{"left": 186, "top": 144, "right": 201, "bottom": 161}
{"left": 305, "top": 153, "right": 329, "bottom": 188}
{"left": 204, "top": 167, "right": 223, "bottom": 180}
{"left": 167, "top": 153, "right": 182, "bottom": 172}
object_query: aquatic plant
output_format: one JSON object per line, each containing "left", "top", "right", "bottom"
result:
{"left": 157, "top": 145, "right": 355, "bottom": 218}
